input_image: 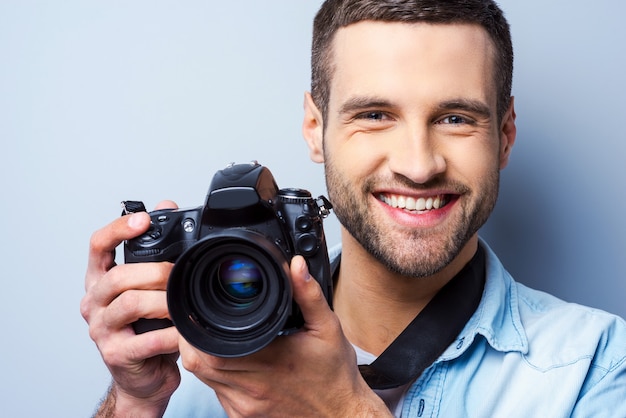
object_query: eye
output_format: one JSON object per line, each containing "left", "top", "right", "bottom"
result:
{"left": 355, "top": 111, "right": 391, "bottom": 122}
{"left": 437, "top": 115, "right": 473, "bottom": 125}
{"left": 440, "top": 115, "right": 466, "bottom": 124}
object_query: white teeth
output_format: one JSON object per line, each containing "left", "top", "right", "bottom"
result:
{"left": 380, "top": 193, "right": 446, "bottom": 212}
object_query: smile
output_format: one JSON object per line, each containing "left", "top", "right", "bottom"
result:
{"left": 377, "top": 193, "right": 450, "bottom": 212}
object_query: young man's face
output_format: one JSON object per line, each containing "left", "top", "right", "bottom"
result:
{"left": 304, "top": 21, "right": 516, "bottom": 278}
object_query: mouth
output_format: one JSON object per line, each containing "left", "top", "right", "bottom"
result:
{"left": 376, "top": 193, "right": 451, "bottom": 212}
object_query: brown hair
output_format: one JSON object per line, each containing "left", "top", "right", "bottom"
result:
{"left": 311, "top": 0, "right": 514, "bottom": 122}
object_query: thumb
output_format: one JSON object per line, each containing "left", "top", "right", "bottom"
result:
{"left": 289, "top": 255, "right": 332, "bottom": 329}
{"left": 154, "top": 200, "right": 179, "bottom": 210}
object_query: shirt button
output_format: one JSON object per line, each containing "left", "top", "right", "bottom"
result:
{"left": 456, "top": 337, "right": 465, "bottom": 349}
{"left": 418, "top": 398, "right": 425, "bottom": 417}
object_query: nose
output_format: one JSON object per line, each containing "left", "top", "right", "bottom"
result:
{"left": 387, "top": 126, "right": 446, "bottom": 185}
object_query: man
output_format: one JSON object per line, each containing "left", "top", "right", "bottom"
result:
{"left": 81, "top": 0, "right": 626, "bottom": 416}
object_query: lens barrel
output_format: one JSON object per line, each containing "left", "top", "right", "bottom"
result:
{"left": 167, "top": 230, "right": 292, "bottom": 357}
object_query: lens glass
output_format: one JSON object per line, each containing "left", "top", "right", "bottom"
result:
{"left": 217, "top": 257, "right": 263, "bottom": 306}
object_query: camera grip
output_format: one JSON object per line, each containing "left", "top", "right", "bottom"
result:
{"left": 132, "top": 318, "right": 174, "bottom": 334}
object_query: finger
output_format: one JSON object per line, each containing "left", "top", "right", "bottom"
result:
{"left": 104, "top": 289, "right": 170, "bottom": 329}
{"left": 289, "top": 255, "right": 332, "bottom": 330}
{"left": 154, "top": 200, "right": 178, "bottom": 210}
{"left": 85, "top": 212, "right": 151, "bottom": 288}
{"left": 104, "top": 326, "right": 181, "bottom": 367}
{"left": 178, "top": 337, "right": 232, "bottom": 374}
{"left": 130, "top": 326, "right": 180, "bottom": 359}
{"left": 89, "top": 262, "right": 173, "bottom": 307}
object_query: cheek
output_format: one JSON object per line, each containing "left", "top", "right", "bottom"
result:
{"left": 446, "top": 140, "right": 501, "bottom": 182}
{"left": 324, "top": 133, "right": 386, "bottom": 179}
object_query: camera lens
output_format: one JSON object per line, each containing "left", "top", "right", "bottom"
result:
{"left": 167, "top": 231, "right": 293, "bottom": 357}
{"left": 217, "top": 257, "right": 263, "bottom": 305}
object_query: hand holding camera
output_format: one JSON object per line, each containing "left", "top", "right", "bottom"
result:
{"left": 82, "top": 161, "right": 390, "bottom": 416}
{"left": 81, "top": 201, "right": 181, "bottom": 416}
{"left": 177, "top": 253, "right": 387, "bottom": 418}
{"left": 123, "top": 161, "right": 334, "bottom": 357}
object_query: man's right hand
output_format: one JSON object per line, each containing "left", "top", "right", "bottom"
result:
{"left": 80, "top": 202, "right": 181, "bottom": 417}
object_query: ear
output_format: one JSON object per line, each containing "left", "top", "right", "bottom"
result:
{"left": 302, "top": 92, "right": 325, "bottom": 163}
{"left": 498, "top": 97, "right": 517, "bottom": 169}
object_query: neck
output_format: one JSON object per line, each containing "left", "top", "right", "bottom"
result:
{"left": 333, "top": 229, "right": 478, "bottom": 356}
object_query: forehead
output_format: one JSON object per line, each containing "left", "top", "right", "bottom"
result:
{"left": 328, "top": 21, "right": 498, "bottom": 108}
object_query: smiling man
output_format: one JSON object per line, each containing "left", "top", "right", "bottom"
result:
{"left": 83, "top": 1, "right": 626, "bottom": 417}
{"left": 302, "top": 18, "right": 515, "bottom": 360}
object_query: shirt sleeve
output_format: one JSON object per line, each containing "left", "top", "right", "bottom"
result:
{"left": 571, "top": 315, "right": 626, "bottom": 418}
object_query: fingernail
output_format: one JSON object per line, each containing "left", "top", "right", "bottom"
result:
{"left": 127, "top": 213, "right": 144, "bottom": 229}
{"left": 301, "top": 259, "right": 312, "bottom": 282}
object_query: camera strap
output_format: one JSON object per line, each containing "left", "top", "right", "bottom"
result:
{"left": 333, "top": 245, "right": 485, "bottom": 390}
{"left": 121, "top": 200, "right": 147, "bottom": 216}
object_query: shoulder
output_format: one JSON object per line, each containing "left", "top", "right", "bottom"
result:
{"left": 480, "top": 239, "right": 626, "bottom": 374}
{"left": 512, "top": 282, "right": 626, "bottom": 411}
{"left": 515, "top": 281, "right": 626, "bottom": 370}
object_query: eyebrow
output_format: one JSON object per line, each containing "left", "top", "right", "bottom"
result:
{"left": 437, "top": 99, "right": 492, "bottom": 119}
{"left": 338, "top": 96, "right": 394, "bottom": 116}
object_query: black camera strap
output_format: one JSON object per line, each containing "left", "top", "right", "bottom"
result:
{"left": 332, "top": 245, "right": 485, "bottom": 390}
{"left": 121, "top": 200, "right": 147, "bottom": 216}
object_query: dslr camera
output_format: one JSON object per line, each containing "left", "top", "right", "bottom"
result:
{"left": 123, "top": 162, "right": 333, "bottom": 357}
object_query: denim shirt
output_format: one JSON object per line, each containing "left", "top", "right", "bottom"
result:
{"left": 165, "top": 240, "right": 626, "bottom": 417}
{"left": 400, "top": 240, "right": 626, "bottom": 417}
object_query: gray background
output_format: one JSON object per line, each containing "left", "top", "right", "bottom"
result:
{"left": 1, "top": 1, "right": 624, "bottom": 416}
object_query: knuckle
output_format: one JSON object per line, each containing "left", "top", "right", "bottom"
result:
{"left": 181, "top": 349, "right": 227, "bottom": 374}
{"left": 181, "top": 350, "right": 201, "bottom": 373}
{"left": 247, "top": 385, "right": 270, "bottom": 403}
{"left": 310, "top": 280, "right": 325, "bottom": 302}
{"left": 87, "top": 320, "right": 109, "bottom": 350}
{"left": 79, "top": 295, "right": 92, "bottom": 321}
{"left": 85, "top": 310, "right": 108, "bottom": 343}
{"left": 105, "top": 265, "right": 126, "bottom": 293}
{"left": 88, "top": 227, "right": 108, "bottom": 253}
{"left": 237, "top": 400, "right": 263, "bottom": 417}
{"left": 98, "top": 335, "right": 145, "bottom": 367}
{"left": 117, "top": 290, "right": 142, "bottom": 313}
{"left": 87, "top": 323, "right": 103, "bottom": 344}
{"left": 99, "top": 342, "right": 125, "bottom": 367}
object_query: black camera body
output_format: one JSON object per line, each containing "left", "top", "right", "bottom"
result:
{"left": 124, "top": 162, "right": 333, "bottom": 357}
